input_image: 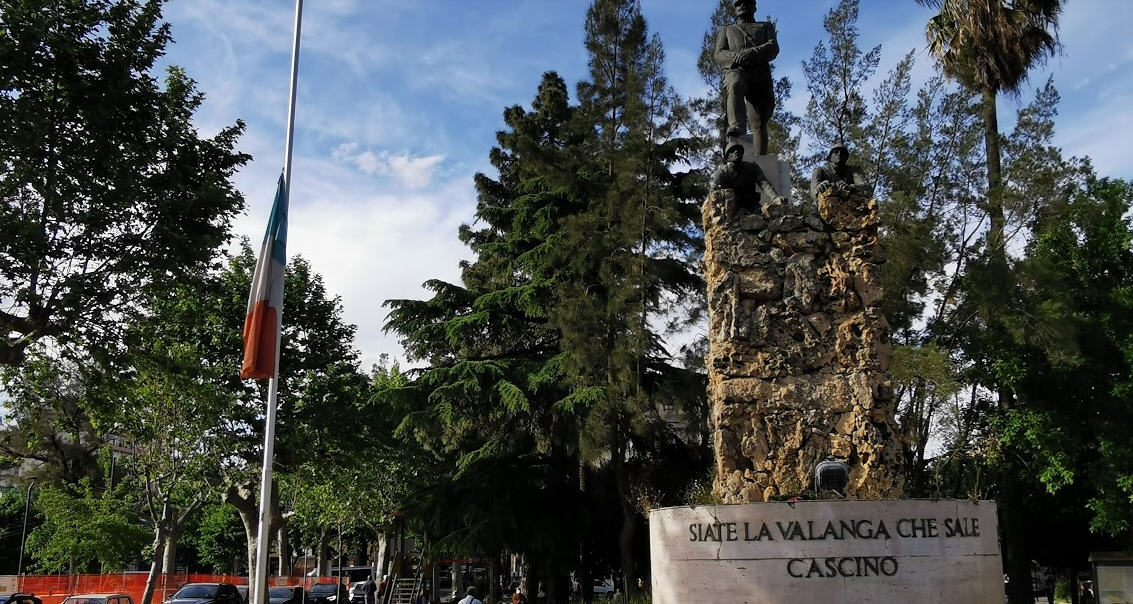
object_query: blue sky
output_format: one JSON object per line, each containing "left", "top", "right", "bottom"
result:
{"left": 156, "top": 0, "right": 1133, "bottom": 370}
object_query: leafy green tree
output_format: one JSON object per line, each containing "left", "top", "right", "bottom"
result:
{"left": 183, "top": 246, "right": 365, "bottom": 587}
{"left": 912, "top": 27, "right": 1065, "bottom": 592}
{"left": 891, "top": 344, "right": 960, "bottom": 491}
{"left": 0, "top": 0, "right": 248, "bottom": 366}
{"left": 116, "top": 287, "right": 235, "bottom": 604}
{"left": 800, "top": 0, "right": 881, "bottom": 163}
{"left": 0, "top": 489, "right": 25, "bottom": 573}
{"left": 1002, "top": 177, "right": 1133, "bottom": 537}
{"left": 882, "top": 76, "right": 984, "bottom": 343}
{"left": 879, "top": 77, "right": 986, "bottom": 491}
{"left": 800, "top": 0, "right": 920, "bottom": 196}
{"left": 25, "top": 479, "right": 149, "bottom": 573}
{"left": 0, "top": 355, "right": 107, "bottom": 488}
{"left": 388, "top": 33, "right": 709, "bottom": 592}
{"left": 934, "top": 81, "right": 1085, "bottom": 601}
{"left": 183, "top": 504, "right": 246, "bottom": 574}
{"left": 282, "top": 361, "right": 404, "bottom": 577}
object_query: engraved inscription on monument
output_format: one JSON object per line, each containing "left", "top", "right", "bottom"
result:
{"left": 650, "top": 500, "right": 1002, "bottom": 604}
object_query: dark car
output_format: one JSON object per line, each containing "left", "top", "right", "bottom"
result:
{"left": 268, "top": 587, "right": 304, "bottom": 604}
{"left": 166, "top": 584, "right": 242, "bottom": 604}
{"left": 235, "top": 588, "right": 248, "bottom": 604}
{"left": 0, "top": 594, "right": 43, "bottom": 604}
{"left": 305, "top": 584, "right": 345, "bottom": 604}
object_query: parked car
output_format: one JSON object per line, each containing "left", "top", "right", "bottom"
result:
{"left": 313, "top": 567, "right": 370, "bottom": 583}
{"left": 63, "top": 594, "right": 135, "bottom": 604}
{"left": 306, "top": 583, "right": 345, "bottom": 604}
{"left": 0, "top": 593, "right": 42, "bottom": 604}
{"left": 592, "top": 580, "right": 615, "bottom": 598}
{"left": 235, "top": 587, "right": 248, "bottom": 604}
{"left": 166, "top": 584, "right": 243, "bottom": 604}
{"left": 347, "top": 581, "right": 374, "bottom": 604}
{"left": 267, "top": 587, "right": 304, "bottom": 604}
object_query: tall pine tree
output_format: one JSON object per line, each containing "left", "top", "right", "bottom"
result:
{"left": 385, "top": 73, "right": 587, "bottom": 596}
{"left": 387, "top": 2, "right": 709, "bottom": 595}
{"left": 554, "top": 0, "right": 705, "bottom": 594}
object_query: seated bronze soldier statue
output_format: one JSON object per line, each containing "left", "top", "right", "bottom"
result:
{"left": 712, "top": 142, "right": 785, "bottom": 212}
{"left": 810, "top": 143, "right": 873, "bottom": 200}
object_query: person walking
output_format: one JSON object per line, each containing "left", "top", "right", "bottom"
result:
{"left": 457, "top": 586, "right": 482, "bottom": 604}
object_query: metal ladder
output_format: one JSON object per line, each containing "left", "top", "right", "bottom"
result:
{"left": 386, "top": 577, "right": 419, "bottom": 604}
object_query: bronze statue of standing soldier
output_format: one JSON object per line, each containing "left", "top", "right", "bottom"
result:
{"left": 714, "top": 0, "right": 779, "bottom": 155}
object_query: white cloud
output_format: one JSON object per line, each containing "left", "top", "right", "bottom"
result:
{"left": 385, "top": 154, "right": 447, "bottom": 189}
{"left": 332, "top": 144, "right": 446, "bottom": 190}
{"left": 286, "top": 169, "right": 474, "bottom": 370}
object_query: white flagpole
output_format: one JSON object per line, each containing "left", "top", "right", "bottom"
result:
{"left": 253, "top": 1, "right": 303, "bottom": 603}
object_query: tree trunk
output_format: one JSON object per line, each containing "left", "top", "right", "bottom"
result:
{"left": 141, "top": 529, "right": 167, "bottom": 604}
{"left": 163, "top": 534, "right": 179, "bottom": 575}
{"left": 317, "top": 531, "right": 330, "bottom": 576}
{"left": 488, "top": 556, "right": 498, "bottom": 604}
{"left": 143, "top": 493, "right": 204, "bottom": 604}
{"left": 239, "top": 511, "right": 259, "bottom": 587}
{"left": 1001, "top": 468, "right": 1033, "bottom": 604}
{"left": 610, "top": 429, "right": 637, "bottom": 598}
{"left": 277, "top": 526, "right": 290, "bottom": 577}
{"left": 430, "top": 559, "right": 439, "bottom": 604}
{"left": 978, "top": 83, "right": 1031, "bottom": 604}
{"left": 982, "top": 87, "right": 1005, "bottom": 261}
{"left": 225, "top": 482, "right": 265, "bottom": 602}
{"left": 452, "top": 563, "right": 463, "bottom": 601}
{"left": 375, "top": 532, "right": 390, "bottom": 581}
{"left": 225, "top": 480, "right": 287, "bottom": 600}
{"left": 522, "top": 560, "right": 536, "bottom": 604}
{"left": 578, "top": 458, "right": 592, "bottom": 604}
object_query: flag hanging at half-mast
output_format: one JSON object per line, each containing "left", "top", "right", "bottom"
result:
{"left": 241, "top": 173, "right": 288, "bottom": 379}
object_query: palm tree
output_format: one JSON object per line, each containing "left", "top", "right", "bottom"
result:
{"left": 916, "top": 0, "right": 1061, "bottom": 258}
{"left": 915, "top": 4, "right": 1062, "bottom": 604}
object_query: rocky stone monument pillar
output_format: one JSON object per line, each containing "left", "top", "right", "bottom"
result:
{"left": 703, "top": 188, "right": 905, "bottom": 502}
{"left": 648, "top": 182, "right": 1003, "bottom": 604}
{"left": 648, "top": 10, "right": 1003, "bottom": 599}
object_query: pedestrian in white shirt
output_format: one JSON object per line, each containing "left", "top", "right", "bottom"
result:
{"left": 457, "top": 586, "right": 482, "bottom": 604}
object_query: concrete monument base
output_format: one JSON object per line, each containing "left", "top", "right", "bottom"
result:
{"left": 650, "top": 499, "right": 1002, "bottom": 603}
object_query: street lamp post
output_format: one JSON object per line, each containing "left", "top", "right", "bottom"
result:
{"left": 17, "top": 477, "right": 37, "bottom": 576}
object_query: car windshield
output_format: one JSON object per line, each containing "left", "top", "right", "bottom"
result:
{"left": 267, "top": 589, "right": 293, "bottom": 598}
{"left": 309, "top": 586, "right": 337, "bottom": 594}
{"left": 65, "top": 599, "right": 108, "bottom": 604}
{"left": 174, "top": 586, "right": 218, "bottom": 599}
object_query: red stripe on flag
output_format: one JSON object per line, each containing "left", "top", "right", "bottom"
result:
{"left": 241, "top": 300, "right": 278, "bottom": 379}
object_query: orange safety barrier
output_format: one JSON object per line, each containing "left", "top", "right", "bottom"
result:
{"left": 2, "top": 574, "right": 343, "bottom": 604}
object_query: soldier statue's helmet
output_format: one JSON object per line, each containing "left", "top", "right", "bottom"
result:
{"left": 828, "top": 143, "right": 849, "bottom": 160}
{"left": 724, "top": 142, "right": 746, "bottom": 159}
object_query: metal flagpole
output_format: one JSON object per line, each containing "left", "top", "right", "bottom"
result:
{"left": 253, "top": 1, "right": 303, "bottom": 603}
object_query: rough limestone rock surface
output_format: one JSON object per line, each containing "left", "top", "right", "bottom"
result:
{"left": 705, "top": 188, "right": 905, "bottom": 503}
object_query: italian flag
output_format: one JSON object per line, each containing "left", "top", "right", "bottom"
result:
{"left": 241, "top": 173, "right": 288, "bottom": 379}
